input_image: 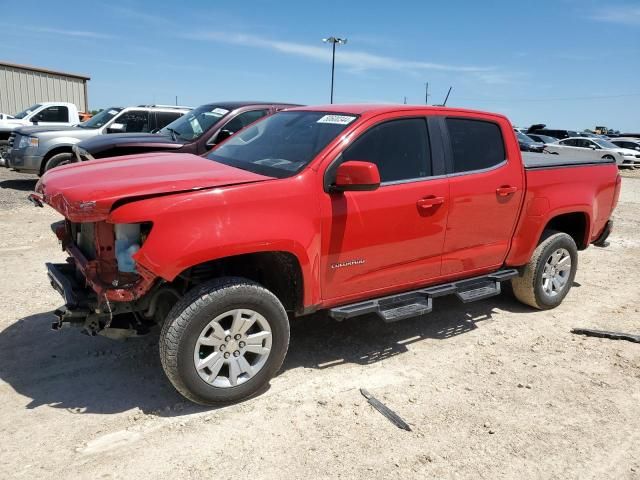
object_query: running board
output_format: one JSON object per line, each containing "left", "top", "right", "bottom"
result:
{"left": 329, "top": 269, "right": 519, "bottom": 323}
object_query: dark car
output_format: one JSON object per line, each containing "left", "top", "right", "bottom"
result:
{"left": 527, "top": 133, "right": 558, "bottom": 144}
{"left": 515, "top": 131, "right": 546, "bottom": 153}
{"left": 526, "top": 124, "right": 580, "bottom": 140}
{"left": 74, "top": 101, "right": 299, "bottom": 161}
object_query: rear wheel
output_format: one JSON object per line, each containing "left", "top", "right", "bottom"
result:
{"left": 511, "top": 231, "right": 578, "bottom": 310}
{"left": 44, "top": 152, "right": 74, "bottom": 172}
{"left": 159, "top": 277, "right": 290, "bottom": 405}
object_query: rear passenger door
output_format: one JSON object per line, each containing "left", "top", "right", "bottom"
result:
{"left": 552, "top": 138, "right": 577, "bottom": 156}
{"left": 440, "top": 116, "right": 524, "bottom": 276}
{"left": 320, "top": 115, "right": 449, "bottom": 302}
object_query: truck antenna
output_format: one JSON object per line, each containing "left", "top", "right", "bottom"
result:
{"left": 442, "top": 86, "right": 452, "bottom": 106}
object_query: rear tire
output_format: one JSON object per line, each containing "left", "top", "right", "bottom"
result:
{"left": 44, "top": 152, "right": 74, "bottom": 172}
{"left": 511, "top": 231, "right": 578, "bottom": 310}
{"left": 159, "top": 277, "right": 290, "bottom": 405}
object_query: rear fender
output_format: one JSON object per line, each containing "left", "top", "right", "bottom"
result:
{"left": 506, "top": 204, "right": 592, "bottom": 266}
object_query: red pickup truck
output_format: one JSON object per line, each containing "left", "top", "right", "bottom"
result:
{"left": 32, "top": 105, "right": 621, "bottom": 405}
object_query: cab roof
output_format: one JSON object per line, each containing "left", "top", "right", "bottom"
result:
{"left": 201, "top": 101, "right": 301, "bottom": 111}
{"left": 287, "top": 104, "right": 508, "bottom": 120}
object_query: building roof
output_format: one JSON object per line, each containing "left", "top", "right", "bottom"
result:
{"left": 0, "top": 61, "right": 90, "bottom": 80}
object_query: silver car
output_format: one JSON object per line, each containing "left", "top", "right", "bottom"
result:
{"left": 544, "top": 137, "right": 640, "bottom": 167}
{"left": 6, "top": 105, "right": 190, "bottom": 175}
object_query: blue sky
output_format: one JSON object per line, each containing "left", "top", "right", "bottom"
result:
{"left": 1, "top": 0, "right": 639, "bottom": 130}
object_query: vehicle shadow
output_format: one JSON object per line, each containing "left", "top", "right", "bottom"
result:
{"left": 0, "top": 294, "right": 534, "bottom": 416}
{"left": 284, "top": 294, "right": 533, "bottom": 371}
{"left": 0, "top": 178, "right": 37, "bottom": 192}
{"left": 0, "top": 311, "right": 207, "bottom": 417}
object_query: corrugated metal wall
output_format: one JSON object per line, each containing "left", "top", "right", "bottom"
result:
{"left": 0, "top": 65, "right": 88, "bottom": 115}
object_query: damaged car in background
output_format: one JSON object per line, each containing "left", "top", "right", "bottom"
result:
{"left": 72, "top": 101, "right": 299, "bottom": 162}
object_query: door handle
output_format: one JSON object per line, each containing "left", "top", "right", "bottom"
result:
{"left": 417, "top": 196, "right": 445, "bottom": 209}
{"left": 496, "top": 185, "right": 518, "bottom": 196}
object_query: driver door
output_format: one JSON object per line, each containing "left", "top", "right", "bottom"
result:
{"left": 320, "top": 115, "right": 449, "bottom": 303}
{"left": 33, "top": 105, "right": 69, "bottom": 126}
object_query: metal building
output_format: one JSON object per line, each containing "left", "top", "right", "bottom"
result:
{"left": 0, "top": 61, "right": 90, "bottom": 115}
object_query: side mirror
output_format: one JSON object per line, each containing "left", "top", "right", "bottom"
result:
{"left": 107, "top": 122, "right": 125, "bottom": 133}
{"left": 332, "top": 161, "right": 380, "bottom": 192}
{"left": 216, "top": 129, "right": 233, "bottom": 143}
{"left": 590, "top": 145, "right": 597, "bottom": 150}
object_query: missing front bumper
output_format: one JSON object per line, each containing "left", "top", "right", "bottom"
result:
{"left": 47, "top": 262, "right": 93, "bottom": 330}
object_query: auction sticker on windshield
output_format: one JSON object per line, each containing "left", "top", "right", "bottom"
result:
{"left": 212, "top": 108, "right": 229, "bottom": 116}
{"left": 317, "top": 115, "right": 357, "bottom": 125}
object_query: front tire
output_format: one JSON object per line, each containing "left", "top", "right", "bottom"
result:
{"left": 159, "top": 277, "right": 290, "bottom": 405}
{"left": 511, "top": 231, "right": 578, "bottom": 310}
{"left": 44, "top": 152, "right": 74, "bottom": 172}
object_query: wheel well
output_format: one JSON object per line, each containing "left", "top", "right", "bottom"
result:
{"left": 40, "top": 146, "right": 74, "bottom": 175}
{"left": 544, "top": 212, "right": 589, "bottom": 249}
{"left": 175, "top": 252, "right": 304, "bottom": 314}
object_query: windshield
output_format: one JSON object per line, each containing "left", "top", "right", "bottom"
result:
{"left": 207, "top": 111, "right": 358, "bottom": 178}
{"left": 160, "top": 105, "right": 230, "bottom": 141}
{"left": 13, "top": 104, "right": 42, "bottom": 119}
{"left": 594, "top": 139, "right": 619, "bottom": 149}
{"left": 78, "top": 108, "right": 123, "bottom": 129}
{"left": 516, "top": 131, "right": 536, "bottom": 144}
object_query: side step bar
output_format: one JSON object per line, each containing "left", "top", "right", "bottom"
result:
{"left": 329, "top": 269, "right": 519, "bottom": 323}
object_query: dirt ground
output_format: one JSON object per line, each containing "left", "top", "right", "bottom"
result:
{"left": 0, "top": 167, "right": 638, "bottom": 480}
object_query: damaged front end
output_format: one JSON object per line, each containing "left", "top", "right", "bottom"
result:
{"left": 45, "top": 218, "right": 177, "bottom": 338}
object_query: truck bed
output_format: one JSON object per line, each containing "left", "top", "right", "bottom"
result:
{"left": 522, "top": 152, "right": 615, "bottom": 169}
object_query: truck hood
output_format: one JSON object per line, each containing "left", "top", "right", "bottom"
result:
{"left": 0, "top": 118, "right": 30, "bottom": 129}
{"left": 78, "top": 132, "right": 184, "bottom": 156}
{"left": 16, "top": 125, "right": 84, "bottom": 136}
{"left": 35, "top": 152, "right": 273, "bottom": 221}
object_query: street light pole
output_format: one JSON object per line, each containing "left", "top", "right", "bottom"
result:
{"left": 322, "top": 37, "right": 347, "bottom": 104}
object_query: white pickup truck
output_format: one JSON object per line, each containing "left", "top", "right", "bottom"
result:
{"left": 0, "top": 102, "right": 82, "bottom": 163}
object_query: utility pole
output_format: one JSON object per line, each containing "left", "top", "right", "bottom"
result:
{"left": 403, "top": 96, "right": 407, "bottom": 104}
{"left": 175, "top": 96, "right": 178, "bottom": 106}
{"left": 425, "top": 82, "right": 430, "bottom": 105}
{"left": 322, "top": 37, "right": 347, "bottom": 104}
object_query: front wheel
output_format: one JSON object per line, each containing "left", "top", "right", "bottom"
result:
{"left": 159, "top": 277, "right": 290, "bottom": 405}
{"left": 511, "top": 231, "right": 578, "bottom": 310}
{"left": 44, "top": 152, "right": 75, "bottom": 172}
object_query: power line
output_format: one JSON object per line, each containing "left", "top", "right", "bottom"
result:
{"left": 455, "top": 93, "right": 640, "bottom": 103}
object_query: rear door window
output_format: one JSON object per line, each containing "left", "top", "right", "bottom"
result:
{"left": 155, "top": 111, "right": 184, "bottom": 130}
{"left": 445, "top": 118, "right": 505, "bottom": 173}
{"left": 341, "top": 118, "right": 431, "bottom": 183}
{"left": 113, "top": 110, "right": 151, "bottom": 132}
